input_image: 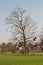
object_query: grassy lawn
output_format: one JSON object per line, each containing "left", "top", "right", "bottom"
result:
{"left": 0, "top": 54, "right": 43, "bottom": 65}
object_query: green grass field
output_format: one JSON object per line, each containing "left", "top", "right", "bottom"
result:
{"left": 0, "top": 54, "right": 43, "bottom": 65}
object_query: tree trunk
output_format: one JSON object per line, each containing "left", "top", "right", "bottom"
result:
{"left": 24, "top": 43, "right": 27, "bottom": 54}
{"left": 23, "top": 29, "right": 27, "bottom": 54}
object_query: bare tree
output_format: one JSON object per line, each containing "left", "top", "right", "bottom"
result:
{"left": 6, "top": 8, "right": 37, "bottom": 54}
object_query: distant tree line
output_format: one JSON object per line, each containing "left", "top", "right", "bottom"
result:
{"left": 0, "top": 39, "right": 43, "bottom": 54}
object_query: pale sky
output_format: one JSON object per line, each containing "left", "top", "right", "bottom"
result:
{"left": 0, "top": 0, "right": 43, "bottom": 43}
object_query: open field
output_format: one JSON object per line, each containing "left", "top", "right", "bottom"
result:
{"left": 0, "top": 54, "right": 43, "bottom": 65}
